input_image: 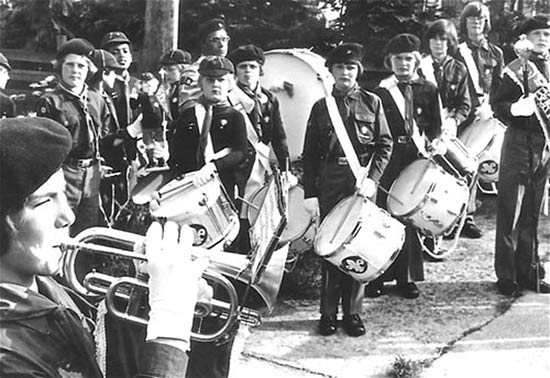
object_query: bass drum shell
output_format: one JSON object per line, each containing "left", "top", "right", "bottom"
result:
{"left": 261, "top": 48, "right": 334, "bottom": 161}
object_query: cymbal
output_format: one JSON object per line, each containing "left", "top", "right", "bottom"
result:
{"left": 131, "top": 170, "right": 174, "bottom": 205}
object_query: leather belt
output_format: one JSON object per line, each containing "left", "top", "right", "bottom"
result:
{"left": 336, "top": 155, "right": 370, "bottom": 166}
{"left": 397, "top": 135, "right": 412, "bottom": 144}
{"left": 65, "top": 157, "right": 98, "bottom": 168}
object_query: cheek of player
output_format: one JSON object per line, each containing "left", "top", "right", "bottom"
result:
{"left": 390, "top": 53, "right": 417, "bottom": 79}
{"left": 108, "top": 43, "right": 133, "bottom": 70}
{"left": 200, "top": 75, "right": 231, "bottom": 102}
{"left": 5, "top": 170, "right": 75, "bottom": 279}
{"left": 61, "top": 54, "right": 89, "bottom": 90}
{"left": 102, "top": 69, "right": 118, "bottom": 88}
{"left": 235, "top": 61, "right": 261, "bottom": 88}
{"left": 163, "top": 65, "right": 182, "bottom": 84}
{"left": 332, "top": 63, "right": 359, "bottom": 91}
{"left": 204, "top": 30, "right": 230, "bottom": 57}
{"left": 527, "top": 29, "right": 550, "bottom": 54}
{"left": 429, "top": 36, "right": 449, "bottom": 60}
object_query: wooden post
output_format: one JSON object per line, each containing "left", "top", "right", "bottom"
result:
{"left": 141, "top": 0, "right": 180, "bottom": 73}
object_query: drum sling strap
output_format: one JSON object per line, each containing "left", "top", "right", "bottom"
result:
{"left": 459, "top": 42, "right": 484, "bottom": 97}
{"left": 378, "top": 75, "right": 428, "bottom": 157}
{"left": 419, "top": 56, "right": 449, "bottom": 121}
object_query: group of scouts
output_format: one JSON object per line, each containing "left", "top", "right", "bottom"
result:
{"left": 1, "top": 1, "right": 550, "bottom": 377}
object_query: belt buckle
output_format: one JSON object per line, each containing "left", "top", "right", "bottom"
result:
{"left": 398, "top": 135, "right": 410, "bottom": 144}
{"left": 337, "top": 157, "right": 348, "bottom": 166}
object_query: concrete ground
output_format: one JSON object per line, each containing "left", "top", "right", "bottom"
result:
{"left": 228, "top": 195, "right": 550, "bottom": 378}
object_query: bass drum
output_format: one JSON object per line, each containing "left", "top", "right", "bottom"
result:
{"left": 261, "top": 49, "right": 334, "bottom": 161}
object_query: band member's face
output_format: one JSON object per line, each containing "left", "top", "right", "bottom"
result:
{"left": 162, "top": 65, "right": 182, "bottom": 84}
{"left": 0, "top": 65, "right": 9, "bottom": 90}
{"left": 61, "top": 54, "right": 89, "bottom": 91}
{"left": 203, "top": 30, "right": 230, "bottom": 57}
{"left": 2, "top": 170, "right": 74, "bottom": 284}
{"left": 332, "top": 63, "right": 359, "bottom": 91}
{"left": 390, "top": 53, "right": 417, "bottom": 79}
{"left": 199, "top": 74, "right": 231, "bottom": 103}
{"left": 102, "top": 69, "right": 118, "bottom": 89}
{"left": 235, "top": 61, "right": 261, "bottom": 88}
{"left": 429, "top": 36, "right": 449, "bottom": 60}
{"left": 527, "top": 29, "right": 550, "bottom": 54}
{"left": 466, "top": 16, "right": 486, "bottom": 39}
{"left": 108, "top": 43, "right": 133, "bottom": 71}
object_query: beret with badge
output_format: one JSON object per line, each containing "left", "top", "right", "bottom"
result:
{"left": 90, "top": 49, "right": 124, "bottom": 72}
{"left": 0, "top": 52, "right": 11, "bottom": 71}
{"left": 199, "top": 56, "right": 234, "bottom": 77}
{"left": 159, "top": 49, "right": 193, "bottom": 66}
{"left": 198, "top": 18, "right": 227, "bottom": 42}
{"left": 228, "top": 44, "right": 265, "bottom": 66}
{"left": 56, "top": 38, "right": 94, "bottom": 60}
{"left": 519, "top": 15, "right": 550, "bottom": 35}
{"left": 0, "top": 117, "right": 72, "bottom": 215}
{"left": 325, "top": 42, "right": 365, "bottom": 73}
{"left": 101, "top": 31, "right": 131, "bottom": 49}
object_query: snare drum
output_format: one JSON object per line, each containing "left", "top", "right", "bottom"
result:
{"left": 247, "top": 185, "right": 316, "bottom": 254}
{"left": 315, "top": 196, "right": 405, "bottom": 283}
{"left": 435, "top": 137, "right": 478, "bottom": 178}
{"left": 387, "top": 159, "right": 469, "bottom": 237}
{"left": 150, "top": 172, "right": 239, "bottom": 248}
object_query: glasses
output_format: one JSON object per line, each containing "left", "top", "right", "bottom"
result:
{"left": 208, "top": 36, "right": 230, "bottom": 44}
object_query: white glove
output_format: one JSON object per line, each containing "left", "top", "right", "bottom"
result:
{"left": 441, "top": 117, "right": 457, "bottom": 138}
{"left": 476, "top": 101, "right": 494, "bottom": 121}
{"left": 282, "top": 171, "right": 298, "bottom": 188}
{"left": 510, "top": 95, "right": 536, "bottom": 117}
{"left": 126, "top": 113, "right": 143, "bottom": 138}
{"left": 304, "top": 197, "right": 320, "bottom": 220}
{"left": 145, "top": 222, "right": 209, "bottom": 349}
{"left": 357, "top": 177, "right": 376, "bottom": 198}
{"left": 151, "top": 141, "right": 169, "bottom": 161}
{"left": 430, "top": 138, "right": 448, "bottom": 156}
{"left": 193, "top": 162, "right": 217, "bottom": 186}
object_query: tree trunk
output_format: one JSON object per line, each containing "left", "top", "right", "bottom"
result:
{"left": 140, "top": 0, "right": 179, "bottom": 73}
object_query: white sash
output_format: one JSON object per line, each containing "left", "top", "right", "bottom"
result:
{"left": 459, "top": 42, "right": 484, "bottom": 96}
{"left": 379, "top": 75, "right": 428, "bottom": 157}
{"left": 419, "top": 56, "right": 449, "bottom": 121}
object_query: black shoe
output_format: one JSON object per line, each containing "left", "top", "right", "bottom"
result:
{"left": 397, "top": 282, "right": 420, "bottom": 299}
{"left": 343, "top": 314, "right": 365, "bottom": 337}
{"left": 460, "top": 220, "right": 483, "bottom": 239}
{"left": 518, "top": 280, "right": 550, "bottom": 294}
{"left": 365, "top": 281, "right": 384, "bottom": 298}
{"left": 496, "top": 279, "right": 521, "bottom": 296}
{"left": 318, "top": 314, "right": 337, "bottom": 336}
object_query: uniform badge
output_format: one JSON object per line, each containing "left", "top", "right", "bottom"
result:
{"left": 220, "top": 119, "right": 227, "bottom": 128}
{"left": 340, "top": 256, "right": 368, "bottom": 275}
{"left": 416, "top": 107, "right": 422, "bottom": 115}
{"left": 172, "top": 97, "right": 178, "bottom": 103}
{"left": 450, "top": 84, "right": 456, "bottom": 91}
{"left": 40, "top": 107, "right": 46, "bottom": 114}
{"left": 360, "top": 125, "right": 368, "bottom": 135}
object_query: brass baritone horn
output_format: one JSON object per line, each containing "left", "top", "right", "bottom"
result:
{"left": 61, "top": 227, "right": 286, "bottom": 343}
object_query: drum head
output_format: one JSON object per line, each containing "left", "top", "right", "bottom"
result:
{"left": 261, "top": 49, "right": 334, "bottom": 160}
{"left": 459, "top": 117, "right": 504, "bottom": 157}
{"left": 131, "top": 170, "right": 174, "bottom": 205}
{"left": 315, "top": 196, "right": 362, "bottom": 257}
{"left": 387, "top": 159, "right": 437, "bottom": 217}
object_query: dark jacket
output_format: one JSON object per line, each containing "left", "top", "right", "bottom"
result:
{"left": 0, "top": 277, "right": 187, "bottom": 378}
{"left": 302, "top": 85, "right": 393, "bottom": 201}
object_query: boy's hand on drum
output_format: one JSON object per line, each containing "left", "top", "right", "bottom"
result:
{"left": 304, "top": 197, "right": 320, "bottom": 220}
{"left": 510, "top": 94, "right": 536, "bottom": 117}
{"left": 475, "top": 100, "right": 494, "bottom": 121}
{"left": 282, "top": 171, "right": 299, "bottom": 188}
{"left": 441, "top": 117, "right": 457, "bottom": 138}
{"left": 194, "top": 162, "right": 217, "bottom": 186}
{"left": 357, "top": 177, "right": 376, "bottom": 198}
{"left": 430, "top": 138, "right": 448, "bottom": 156}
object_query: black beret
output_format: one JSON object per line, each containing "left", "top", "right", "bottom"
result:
{"left": 198, "top": 56, "right": 234, "bottom": 77}
{"left": 90, "top": 49, "right": 124, "bottom": 71}
{"left": 519, "top": 15, "right": 550, "bottom": 35}
{"left": 56, "top": 38, "right": 94, "bottom": 60}
{"left": 0, "top": 117, "right": 72, "bottom": 215}
{"left": 0, "top": 52, "right": 11, "bottom": 71}
{"left": 100, "top": 31, "right": 131, "bottom": 49}
{"left": 385, "top": 33, "right": 421, "bottom": 55}
{"left": 228, "top": 45, "right": 265, "bottom": 66}
{"left": 198, "top": 18, "right": 226, "bottom": 42}
{"left": 159, "top": 49, "right": 193, "bottom": 66}
{"left": 326, "top": 42, "right": 364, "bottom": 68}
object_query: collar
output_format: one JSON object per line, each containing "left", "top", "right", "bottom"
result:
{"left": 332, "top": 83, "right": 360, "bottom": 99}
{"left": 466, "top": 37, "right": 489, "bottom": 51}
{"left": 58, "top": 82, "right": 88, "bottom": 102}
{"left": 432, "top": 55, "right": 451, "bottom": 67}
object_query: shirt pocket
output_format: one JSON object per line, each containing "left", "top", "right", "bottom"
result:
{"left": 354, "top": 113, "right": 375, "bottom": 145}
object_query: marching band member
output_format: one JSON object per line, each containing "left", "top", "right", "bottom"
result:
{"left": 158, "top": 49, "right": 194, "bottom": 120}
{"left": 455, "top": 1, "right": 504, "bottom": 238}
{"left": 492, "top": 15, "right": 550, "bottom": 296}
{"left": 0, "top": 52, "right": 15, "bottom": 118}
{"left": 0, "top": 117, "right": 208, "bottom": 377}
{"left": 419, "top": 19, "right": 472, "bottom": 261}
{"left": 227, "top": 44, "right": 292, "bottom": 252}
{"left": 36, "top": 38, "right": 112, "bottom": 237}
{"left": 371, "top": 34, "right": 442, "bottom": 299}
{"left": 166, "top": 56, "right": 248, "bottom": 378}
{"left": 302, "top": 42, "right": 393, "bottom": 337}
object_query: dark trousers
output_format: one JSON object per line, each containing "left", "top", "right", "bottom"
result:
{"left": 63, "top": 163, "right": 101, "bottom": 237}
{"left": 495, "top": 127, "right": 549, "bottom": 283}
{"left": 318, "top": 163, "right": 364, "bottom": 317}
